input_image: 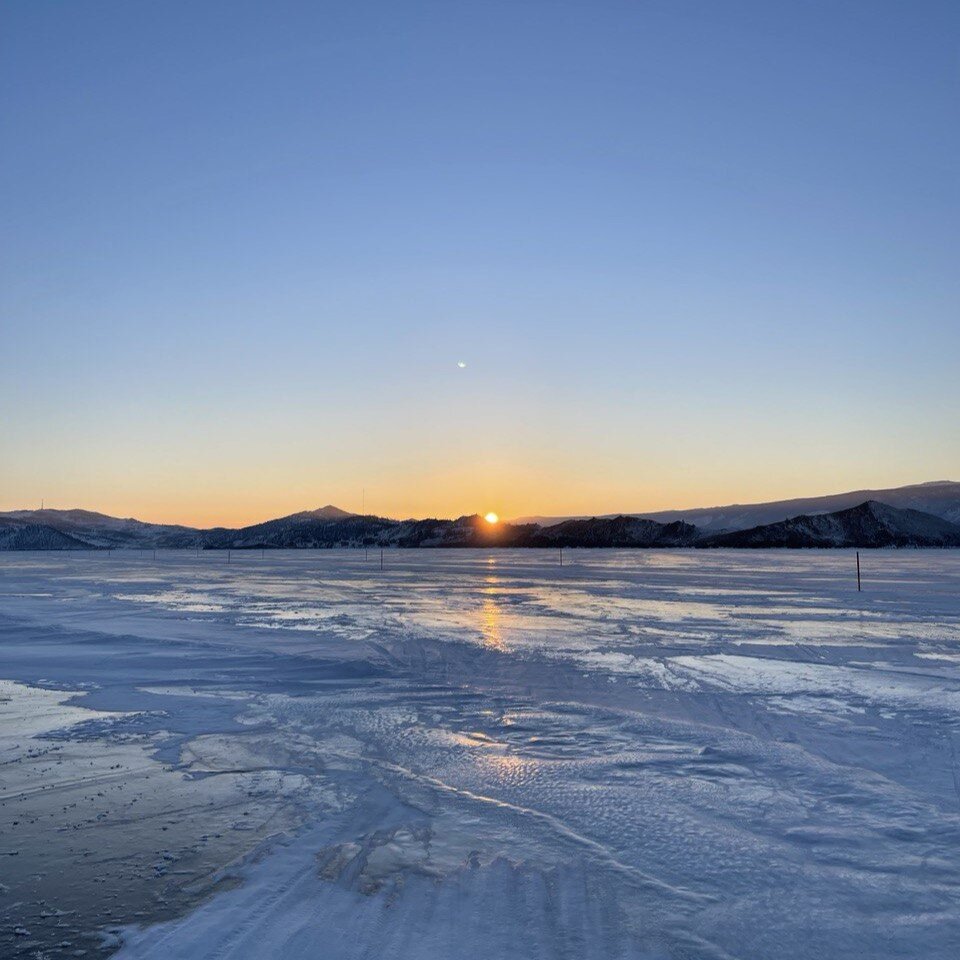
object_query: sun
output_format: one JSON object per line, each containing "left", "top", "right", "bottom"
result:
{"left": 484, "top": 512, "right": 499, "bottom": 524}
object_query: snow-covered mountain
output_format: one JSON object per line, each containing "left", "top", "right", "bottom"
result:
{"left": 517, "top": 480, "right": 960, "bottom": 531}
{"left": 0, "top": 518, "right": 92, "bottom": 550}
{"left": 0, "top": 506, "right": 357, "bottom": 549}
{"left": 700, "top": 501, "right": 960, "bottom": 548}
{"left": 0, "top": 508, "right": 201, "bottom": 549}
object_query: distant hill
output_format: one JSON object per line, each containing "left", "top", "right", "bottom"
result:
{"left": 204, "top": 513, "right": 705, "bottom": 550}
{"left": 205, "top": 512, "right": 393, "bottom": 550}
{"left": 0, "top": 508, "right": 201, "bottom": 549}
{"left": 206, "top": 513, "right": 539, "bottom": 550}
{"left": 290, "top": 505, "right": 355, "bottom": 521}
{"left": 699, "top": 501, "right": 960, "bottom": 549}
{"left": 516, "top": 481, "right": 960, "bottom": 531}
{"left": 527, "top": 516, "right": 699, "bottom": 548}
{"left": 3, "top": 490, "right": 960, "bottom": 550}
{"left": 0, "top": 505, "right": 357, "bottom": 550}
{"left": 0, "top": 519, "right": 92, "bottom": 550}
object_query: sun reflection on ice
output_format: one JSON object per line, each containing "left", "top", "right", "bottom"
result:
{"left": 478, "top": 576, "right": 507, "bottom": 651}
{"left": 481, "top": 596, "right": 506, "bottom": 651}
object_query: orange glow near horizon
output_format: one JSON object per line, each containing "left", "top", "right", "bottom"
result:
{"left": 0, "top": 463, "right": 948, "bottom": 530}
{"left": 484, "top": 512, "right": 499, "bottom": 524}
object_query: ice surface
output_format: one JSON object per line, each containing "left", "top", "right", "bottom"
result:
{"left": 2, "top": 549, "right": 960, "bottom": 958}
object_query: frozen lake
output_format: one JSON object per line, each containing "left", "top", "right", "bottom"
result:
{"left": 2, "top": 549, "right": 960, "bottom": 958}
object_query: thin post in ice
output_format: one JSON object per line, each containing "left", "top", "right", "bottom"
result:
{"left": 856, "top": 551, "right": 861, "bottom": 592}
{"left": 380, "top": 547, "right": 384, "bottom": 571}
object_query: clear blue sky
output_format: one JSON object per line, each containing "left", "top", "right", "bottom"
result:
{"left": 2, "top": 1, "right": 957, "bottom": 524}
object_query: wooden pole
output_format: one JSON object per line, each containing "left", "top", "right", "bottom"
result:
{"left": 856, "top": 551, "right": 861, "bottom": 592}
{"left": 559, "top": 546, "right": 563, "bottom": 566}
{"left": 380, "top": 547, "right": 384, "bottom": 571}
{"left": 228, "top": 549, "right": 231, "bottom": 564}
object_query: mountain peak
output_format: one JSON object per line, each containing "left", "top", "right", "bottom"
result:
{"left": 303, "top": 505, "right": 354, "bottom": 520}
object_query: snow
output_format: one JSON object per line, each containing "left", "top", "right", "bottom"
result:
{"left": 1, "top": 549, "right": 960, "bottom": 958}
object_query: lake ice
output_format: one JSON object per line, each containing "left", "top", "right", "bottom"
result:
{"left": 2, "top": 549, "right": 959, "bottom": 958}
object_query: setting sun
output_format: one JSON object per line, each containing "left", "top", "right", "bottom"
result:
{"left": 484, "top": 512, "right": 499, "bottom": 524}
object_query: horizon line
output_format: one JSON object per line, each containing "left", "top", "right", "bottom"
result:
{"left": 3, "top": 479, "right": 957, "bottom": 531}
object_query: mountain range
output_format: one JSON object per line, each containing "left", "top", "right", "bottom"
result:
{"left": 514, "top": 480, "right": 960, "bottom": 529}
{"left": 698, "top": 501, "right": 960, "bottom": 549}
{"left": 2, "top": 483, "right": 960, "bottom": 551}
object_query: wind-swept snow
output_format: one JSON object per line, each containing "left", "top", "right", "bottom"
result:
{"left": 2, "top": 549, "right": 960, "bottom": 959}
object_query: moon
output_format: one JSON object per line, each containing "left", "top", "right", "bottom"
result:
{"left": 457, "top": 361, "right": 467, "bottom": 368}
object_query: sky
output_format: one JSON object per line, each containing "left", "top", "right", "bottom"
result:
{"left": 2, "top": 0, "right": 958, "bottom": 526}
